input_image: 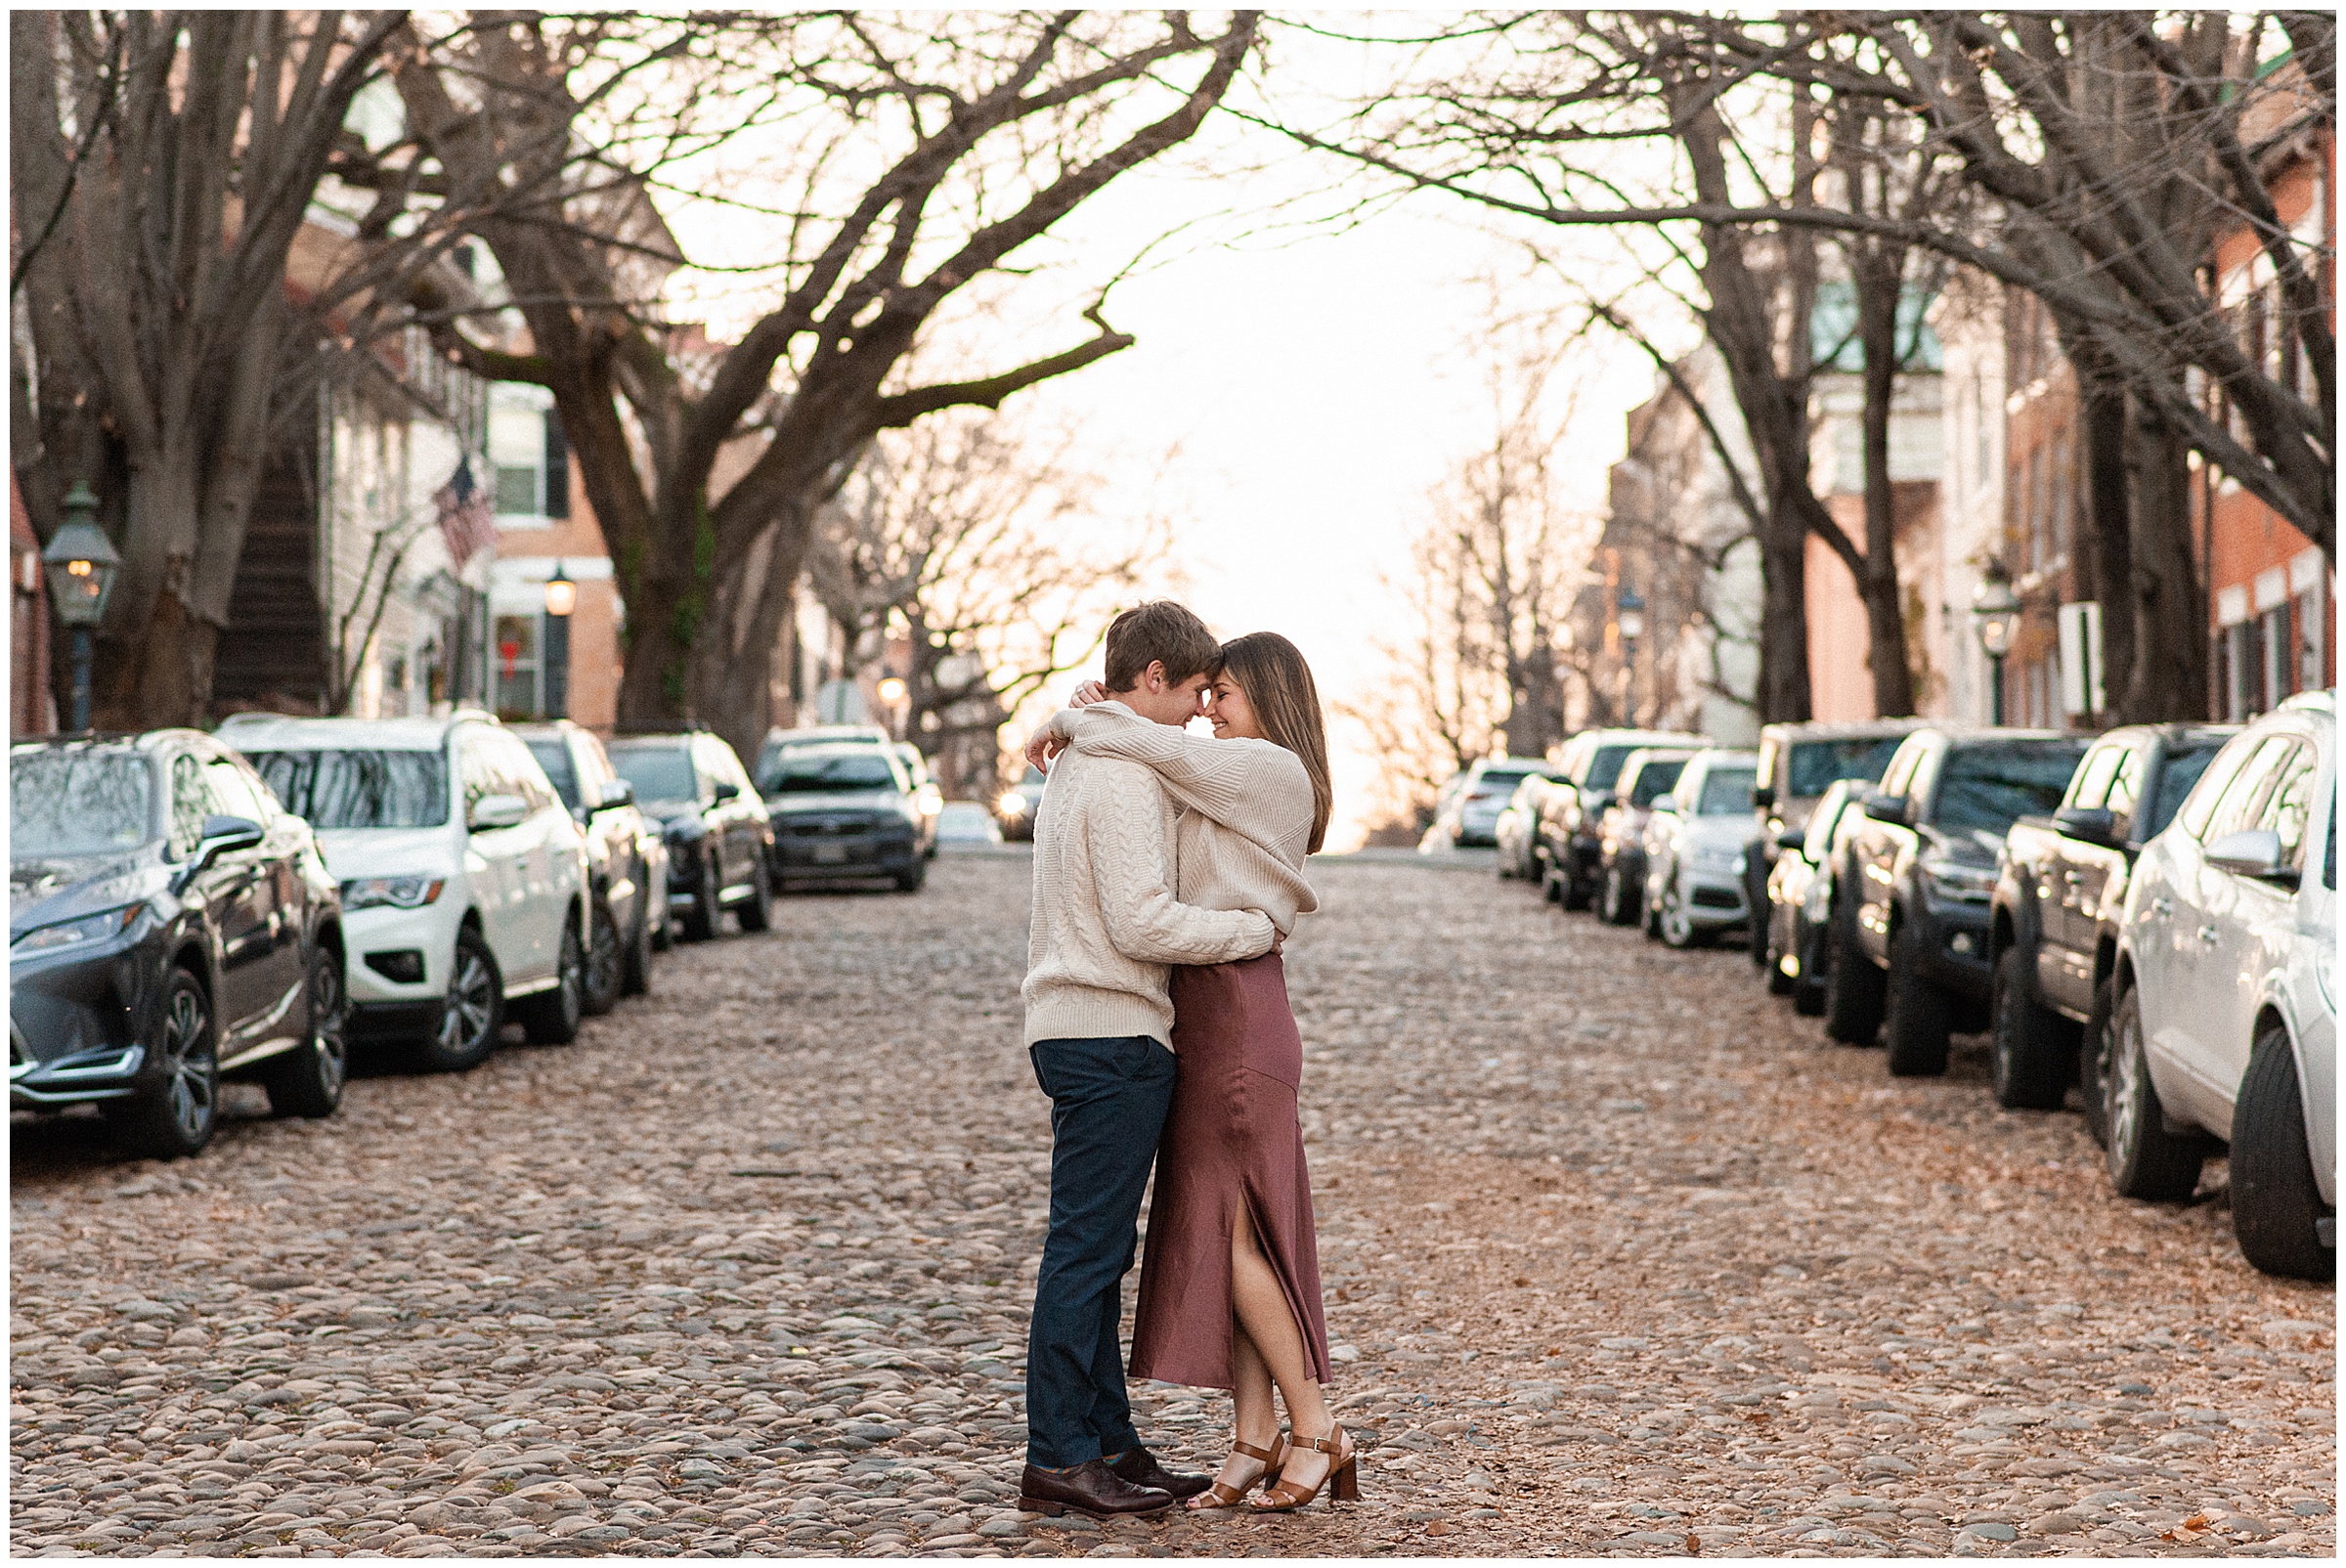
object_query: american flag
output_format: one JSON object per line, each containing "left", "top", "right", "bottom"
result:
{"left": 435, "top": 455, "right": 496, "bottom": 571}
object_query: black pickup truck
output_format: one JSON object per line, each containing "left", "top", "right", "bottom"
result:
{"left": 1827, "top": 727, "right": 2090, "bottom": 1076}
{"left": 1987, "top": 723, "right": 2235, "bottom": 1125}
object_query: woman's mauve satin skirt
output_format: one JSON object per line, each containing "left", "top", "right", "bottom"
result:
{"left": 1128, "top": 953, "right": 1329, "bottom": 1390}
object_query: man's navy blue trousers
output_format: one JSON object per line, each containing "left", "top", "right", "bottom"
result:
{"left": 1022, "top": 1034, "right": 1177, "bottom": 1469}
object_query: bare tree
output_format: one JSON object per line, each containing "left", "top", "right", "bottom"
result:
{"left": 805, "top": 410, "right": 1176, "bottom": 796}
{"left": 384, "top": 12, "right": 1260, "bottom": 760}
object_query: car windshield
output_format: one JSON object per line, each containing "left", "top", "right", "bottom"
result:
{"left": 1583, "top": 746, "right": 1639, "bottom": 792}
{"left": 525, "top": 740, "right": 581, "bottom": 809}
{"left": 606, "top": 746, "right": 699, "bottom": 805}
{"left": 2142, "top": 744, "right": 2222, "bottom": 840}
{"left": 1934, "top": 744, "right": 2089, "bottom": 840}
{"left": 1787, "top": 736, "right": 1907, "bottom": 797}
{"left": 768, "top": 753, "right": 901, "bottom": 794}
{"left": 245, "top": 749, "right": 448, "bottom": 829}
{"left": 11, "top": 751, "right": 154, "bottom": 857}
{"left": 1627, "top": 759, "right": 1686, "bottom": 807}
{"left": 1698, "top": 765, "right": 1758, "bottom": 815}
{"left": 757, "top": 737, "right": 881, "bottom": 791}
{"left": 1470, "top": 767, "right": 1539, "bottom": 798}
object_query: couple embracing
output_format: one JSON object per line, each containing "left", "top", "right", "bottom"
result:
{"left": 1015, "top": 602, "right": 1357, "bottom": 1520}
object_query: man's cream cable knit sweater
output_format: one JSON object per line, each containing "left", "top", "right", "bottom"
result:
{"left": 1041, "top": 702, "right": 1319, "bottom": 935}
{"left": 1021, "top": 725, "right": 1276, "bottom": 1048}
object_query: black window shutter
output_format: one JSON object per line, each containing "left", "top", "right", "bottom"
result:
{"left": 543, "top": 408, "right": 570, "bottom": 517}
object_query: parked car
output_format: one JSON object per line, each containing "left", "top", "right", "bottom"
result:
{"left": 1595, "top": 748, "right": 1695, "bottom": 925}
{"left": 515, "top": 720, "right": 669, "bottom": 1012}
{"left": 605, "top": 732, "right": 776, "bottom": 940}
{"left": 754, "top": 723, "right": 892, "bottom": 788}
{"left": 2105, "top": 695, "right": 2334, "bottom": 1279}
{"left": 1761, "top": 777, "right": 1866, "bottom": 1016}
{"left": 230, "top": 711, "right": 591, "bottom": 1073}
{"left": 1640, "top": 749, "right": 1760, "bottom": 948}
{"left": 1743, "top": 720, "right": 1923, "bottom": 974}
{"left": 891, "top": 744, "right": 944, "bottom": 859}
{"left": 1420, "top": 756, "right": 1556, "bottom": 850}
{"left": 763, "top": 742, "right": 929, "bottom": 893}
{"left": 11, "top": 733, "right": 347, "bottom": 1156}
{"left": 997, "top": 764, "right": 1049, "bottom": 842}
{"left": 1825, "top": 727, "right": 2090, "bottom": 1074}
{"left": 1536, "top": 728, "right": 1707, "bottom": 908}
{"left": 936, "top": 801, "right": 1004, "bottom": 847}
{"left": 1986, "top": 723, "right": 2235, "bottom": 1119}
{"left": 1496, "top": 773, "right": 1564, "bottom": 881}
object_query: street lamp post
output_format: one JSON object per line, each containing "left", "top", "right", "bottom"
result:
{"left": 1971, "top": 565, "right": 2020, "bottom": 726}
{"left": 1616, "top": 586, "right": 1646, "bottom": 728}
{"left": 543, "top": 562, "right": 574, "bottom": 719}
{"left": 40, "top": 481, "right": 122, "bottom": 733}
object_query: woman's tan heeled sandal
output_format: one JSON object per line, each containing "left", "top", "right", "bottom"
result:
{"left": 1253, "top": 1423, "right": 1359, "bottom": 1511}
{"left": 1188, "top": 1433, "right": 1287, "bottom": 1509}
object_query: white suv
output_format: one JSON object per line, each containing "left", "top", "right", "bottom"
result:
{"left": 223, "top": 712, "right": 591, "bottom": 1072}
{"left": 2107, "top": 692, "right": 2335, "bottom": 1280}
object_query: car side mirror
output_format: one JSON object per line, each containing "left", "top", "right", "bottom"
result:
{"left": 591, "top": 779, "right": 634, "bottom": 814}
{"left": 469, "top": 793, "right": 529, "bottom": 832}
{"left": 1650, "top": 795, "right": 1677, "bottom": 815}
{"left": 1753, "top": 785, "right": 1777, "bottom": 808}
{"left": 712, "top": 779, "right": 740, "bottom": 803}
{"left": 2053, "top": 805, "right": 2117, "bottom": 848}
{"left": 2205, "top": 827, "right": 2296, "bottom": 885}
{"left": 1862, "top": 793, "right": 1912, "bottom": 826}
{"left": 193, "top": 813, "right": 265, "bottom": 865}
{"left": 1775, "top": 829, "right": 1804, "bottom": 852}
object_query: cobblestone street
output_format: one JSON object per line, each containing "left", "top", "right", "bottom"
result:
{"left": 11, "top": 851, "right": 2337, "bottom": 1558}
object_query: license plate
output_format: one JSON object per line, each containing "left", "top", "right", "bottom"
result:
{"left": 812, "top": 845, "right": 848, "bottom": 864}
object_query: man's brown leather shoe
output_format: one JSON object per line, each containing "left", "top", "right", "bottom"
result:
{"left": 1109, "top": 1445, "right": 1212, "bottom": 1501}
{"left": 1018, "top": 1459, "right": 1174, "bottom": 1518}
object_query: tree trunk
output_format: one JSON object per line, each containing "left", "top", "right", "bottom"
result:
{"left": 1853, "top": 252, "right": 1917, "bottom": 717}
{"left": 2120, "top": 402, "right": 2208, "bottom": 721}
{"left": 2080, "top": 381, "right": 2135, "bottom": 718}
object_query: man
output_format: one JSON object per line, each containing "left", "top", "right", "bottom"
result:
{"left": 1018, "top": 601, "right": 1279, "bottom": 1518}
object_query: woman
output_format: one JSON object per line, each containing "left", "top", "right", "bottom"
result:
{"left": 1029, "top": 632, "right": 1355, "bottom": 1512}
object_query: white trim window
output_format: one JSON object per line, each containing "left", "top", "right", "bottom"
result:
{"left": 489, "top": 383, "right": 569, "bottom": 524}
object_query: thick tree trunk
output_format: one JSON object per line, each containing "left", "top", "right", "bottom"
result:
{"left": 2080, "top": 383, "right": 2135, "bottom": 719}
{"left": 1853, "top": 255, "right": 1916, "bottom": 717}
{"left": 2120, "top": 403, "right": 2208, "bottom": 721}
{"left": 1756, "top": 498, "right": 1814, "bottom": 723}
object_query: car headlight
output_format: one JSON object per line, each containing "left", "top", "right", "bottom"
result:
{"left": 1921, "top": 855, "right": 1995, "bottom": 902}
{"left": 998, "top": 792, "right": 1027, "bottom": 816}
{"left": 340, "top": 876, "right": 446, "bottom": 911}
{"left": 12, "top": 904, "right": 142, "bottom": 953}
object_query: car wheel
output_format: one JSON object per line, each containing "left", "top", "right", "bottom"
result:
{"left": 1763, "top": 917, "right": 1794, "bottom": 996}
{"left": 112, "top": 968, "right": 219, "bottom": 1159}
{"left": 649, "top": 857, "right": 674, "bottom": 953}
{"left": 1660, "top": 877, "right": 1706, "bottom": 948}
{"left": 517, "top": 913, "right": 586, "bottom": 1044}
{"left": 2230, "top": 1021, "right": 2334, "bottom": 1280}
{"left": 416, "top": 925, "right": 502, "bottom": 1072}
{"left": 2079, "top": 979, "right": 2117, "bottom": 1148}
{"left": 680, "top": 852, "right": 720, "bottom": 942}
{"left": 1882, "top": 919, "right": 1952, "bottom": 1076}
{"left": 262, "top": 943, "right": 347, "bottom": 1119}
{"left": 581, "top": 893, "right": 624, "bottom": 1017}
{"left": 621, "top": 887, "right": 654, "bottom": 998}
{"left": 1541, "top": 861, "right": 1565, "bottom": 904}
{"left": 2105, "top": 985, "right": 2206, "bottom": 1200}
{"left": 1990, "top": 944, "right": 2074, "bottom": 1110}
{"left": 1790, "top": 918, "right": 1828, "bottom": 1017}
{"left": 1822, "top": 903, "right": 1885, "bottom": 1045}
{"left": 736, "top": 856, "right": 775, "bottom": 932}
{"left": 1599, "top": 864, "right": 1625, "bottom": 925}
{"left": 895, "top": 858, "right": 928, "bottom": 893}
{"left": 1560, "top": 854, "right": 1593, "bottom": 912}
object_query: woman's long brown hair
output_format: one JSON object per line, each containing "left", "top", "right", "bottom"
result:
{"left": 1218, "top": 632, "right": 1333, "bottom": 854}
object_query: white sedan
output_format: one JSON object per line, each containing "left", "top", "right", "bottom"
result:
{"left": 2106, "top": 692, "right": 2334, "bottom": 1280}
{"left": 1642, "top": 750, "right": 1761, "bottom": 949}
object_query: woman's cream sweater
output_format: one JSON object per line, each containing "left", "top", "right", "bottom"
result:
{"left": 1043, "top": 702, "right": 1320, "bottom": 936}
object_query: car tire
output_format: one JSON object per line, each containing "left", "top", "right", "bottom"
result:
{"left": 1822, "top": 903, "right": 1885, "bottom": 1045}
{"left": 680, "top": 852, "right": 720, "bottom": 942}
{"left": 111, "top": 968, "right": 219, "bottom": 1160}
{"left": 415, "top": 925, "right": 502, "bottom": 1072}
{"left": 1600, "top": 863, "right": 1629, "bottom": 925}
{"left": 620, "top": 891, "right": 654, "bottom": 998}
{"left": 2105, "top": 985, "right": 2207, "bottom": 1201}
{"left": 2079, "top": 979, "right": 2117, "bottom": 1148}
{"left": 1541, "top": 861, "right": 1565, "bottom": 904}
{"left": 1659, "top": 876, "right": 1707, "bottom": 949}
{"left": 649, "top": 857, "right": 674, "bottom": 952}
{"left": 1763, "top": 919, "right": 1795, "bottom": 996}
{"left": 1990, "top": 944, "right": 2073, "bottom": 1110}
{"left": 1560, "top": 856, "right": 1593, "bottom": 912}
{"left": 581, "top": 893, "right": 624, "bottom": 1017}
{"left": 2230, "top": 1022, "right": 2336, "bottom": 1281}
{"left": 261, "top": 944, "right": 347, "bottom": 1119}
{"left": 895, "top": 858, "right": 928, "bottom": 893}
{"left": 736, "top": 857, "right": 775, "bottom": 933}
{"left": 1882, "top": 918, "right": 1952, "bottom": 1076}
{"left": 516, "top": 914, "right": 586, "bottom": 1044}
